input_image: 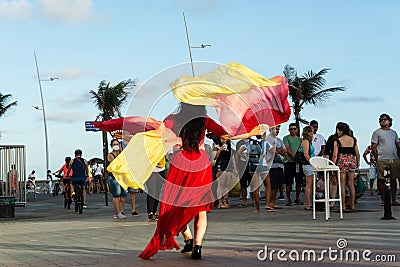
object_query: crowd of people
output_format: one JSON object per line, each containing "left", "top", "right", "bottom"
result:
{"left": 113, "top": 109, "right": 397, "bottom": 260}
{"left": 11, "top": 110, "right": 397, "bottom": 261}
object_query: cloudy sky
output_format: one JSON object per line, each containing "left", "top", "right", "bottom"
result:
{"left": 1, "top": 0, "right": 399, "bottom": 179}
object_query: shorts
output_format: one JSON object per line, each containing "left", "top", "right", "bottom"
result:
{"left": 94, "top": 175, "right": 102, "bottom": 183}
{"left": 269, "top": 168, "right": 283, "bottom": 190}
{"left": 302, "top": 164, "right": 314, "bottom": 177}
{"left": 71, "top": 177, "right": 87, "bottom": 187}
{"left": 239, "top": 164, "right": 252, "bottom": 188}
{"left": 377, "top": 159, "right": 400, "bottom": 179}
{"left": 108, "top": 176, "right": 128, "bottom": 198}
{"left": 128, "top": 187, "right": 140, "bottom": 193}
{"left": 336, "top": 154, "right": 356, "bottom": 172}
{"left": 62, "top": 178, "right": 71, "bottom": 185}
{"left": 369, "top": 165, "right": 377, "bottom": 180}
{"left": 284, "top": 162, "right": 303, "bottom": 185}
{"left": 256, "top": 165, "right": 270, "bottom": 174}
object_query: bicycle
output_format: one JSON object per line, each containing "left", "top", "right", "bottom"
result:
{"left": 63, "top": 179, "right": 72, "bottom": 210}
{"left": 74, "top": 183, "right": 84, "bottom": 214}
{"left": 53, "top": 173, "right": 63, "bottom": 196}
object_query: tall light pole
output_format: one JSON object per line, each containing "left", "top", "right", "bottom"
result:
{"left": 183, "top": 12, "right": 211, "bottom": 76}
{"left": 34, "top": 51, "right": 58, "bottom": 176}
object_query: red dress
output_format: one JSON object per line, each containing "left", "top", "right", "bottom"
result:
{"left": 139, "top": 116, "right": 226, "bottom": 259}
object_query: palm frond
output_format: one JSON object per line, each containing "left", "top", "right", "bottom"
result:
{"left": 304, "top": 86, "right": 346, "bottom": 105}
{"left": 90, "top": 79, "right": 133, "bottom": 121}
{"left": 0, "top": 93, "right": 18, "bottom": 117}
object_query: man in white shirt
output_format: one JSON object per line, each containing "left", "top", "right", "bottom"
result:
{"left": 310, "top": 120, "right": 326, "bottom": 157}
{"left": 266, "top": 126, "right": 287, "bottom": 210}
{"left": 92, "top": 161, "right": 104, "bottom": 193}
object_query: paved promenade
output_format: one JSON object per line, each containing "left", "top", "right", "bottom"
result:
{"left": 1, "top": 191, "right": 399, "bottom": 267}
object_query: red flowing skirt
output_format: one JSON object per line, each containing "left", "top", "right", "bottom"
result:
{"left": 139, "top": 149, "right": 214, "bottom": 259}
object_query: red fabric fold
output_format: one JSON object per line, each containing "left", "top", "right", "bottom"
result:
{"left": 92, "top": 116, "right": 161, "bottom": 135}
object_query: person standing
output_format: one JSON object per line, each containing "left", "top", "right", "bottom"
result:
{"left": 46, "top": 170, "right": 53, "bottom": 194}
{"left": 236, "top": 138, "right": 252, "bottom": 207}
{"left": 299, "top": 126, "right": 315, "bottom": 210}
{"left": 7, "top": 164, "right": 18, "bottom": 196}
{"left": 87, "top": 162, "right": 94, "bottom": 194}
{"left": 266, "top": 126, "right": 286, "bottom": 209}
{"left": 310, "top": 120, "right": 326, "bottom": 157}
{"left": 139, "top": 103, "right": 227, "bottom": 260}
{"left": 332, "top": 122, "right": 360, "bottom": 211}
{"left": 371, "top": 114, "right": 400, "bottom": 206}
{"left": 107, "top": 139, "right": 127, "bottom": 219}
{"left": 120, "top": 130, "right": 140, "bottom": 217}
{"left": 91, "top": 160, "right": 104, "bottom": 194}
{"left": 145, "top": 157, "right": 166, "bottom": 222}
{"left": 363, "top": 145, "right": 377, "bottom": 196}
{"left": 323, "top": 131, "right": 339, "bottom": 207}
{"left": 283, "top": 123, "right": 304, "bottom": 206}
{"left": 251, "top": 133, "right": 275, "bottom": 212}
{"left": 214, "top": 138, "right": 236, "bottom": 208}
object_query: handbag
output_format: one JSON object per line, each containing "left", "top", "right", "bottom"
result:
{"left": 294, "top": 143, "right": 308, "bottom": 164}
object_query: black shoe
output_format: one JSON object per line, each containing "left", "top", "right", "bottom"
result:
{"left": 148, "top": 213, "right": 156, "bottom": 222}
{"left": 191, "top": 245, "right": 202, "bottom": 259}
{"left": 181, "top": 239, "right": 193, "bottom": 253}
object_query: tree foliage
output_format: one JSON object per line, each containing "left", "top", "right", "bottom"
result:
{"left": 89, "top": 80, "right": 134, "bottom": 121}
{"left": 0, "top": 92, "right": 18, "bottom": 118}
{"left": 283, "top": 65, "right": 345, "bottom": 127}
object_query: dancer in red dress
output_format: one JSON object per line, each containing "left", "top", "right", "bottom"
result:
{"left": 139, "top": 103, "right": 227, "bottom": 260}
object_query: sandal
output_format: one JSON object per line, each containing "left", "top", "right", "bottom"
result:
{"left": 304, "top": 207, "right": 312, "bottom": 211}
{"left": 265, "top": 206, "right": 276, "bottom": 212}
{"left": 391, "top": 201, "right": 400, "bottom": 206}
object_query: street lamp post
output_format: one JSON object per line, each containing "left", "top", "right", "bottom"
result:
{"left": 34, "top": 51, "right": 58, "bottom": 177}
{"left": 182, "top": 12, "right": 211, "bottom": 77}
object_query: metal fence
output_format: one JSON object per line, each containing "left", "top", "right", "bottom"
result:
{"left": 0, "top": 145, "right": 26, "bottom": 206}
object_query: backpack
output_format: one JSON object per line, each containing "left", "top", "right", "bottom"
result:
{"left": 248, "top": 140, "right": 262, "bottom": 164}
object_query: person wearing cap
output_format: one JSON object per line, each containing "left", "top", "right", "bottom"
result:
{"left": 67, "top": 149, "right": 89, "bottom": 208}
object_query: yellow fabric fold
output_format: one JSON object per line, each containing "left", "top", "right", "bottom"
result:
{"left": 170, "top": 62, "right": 279, "bottom": 106}
{"left": 229, "top": 124, "right": 269, "bottom": 140}
{"left": 107, "top": 123, "right": 181, "bottom": 190}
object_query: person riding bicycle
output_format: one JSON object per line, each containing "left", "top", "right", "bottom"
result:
{"left": 67, "top": 149, "right": 89, "bottom": 208}
{"left": 27, "top": 170, "right": 36, "bottom": 193}
{"left": 54, "top": 157, "right": 73, "bottom": 192}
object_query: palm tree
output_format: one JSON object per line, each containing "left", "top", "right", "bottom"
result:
{"left": 0, "top": 92, "right": 18, "bottom": 138}
{"left": 283, "top": 65, "right": 345, "bottom": 128}
{"left": 89, "top": 79, "right": 133, "bottom": 205}
{"left": 0, "top": 92, "right": 18, "bottom": 118}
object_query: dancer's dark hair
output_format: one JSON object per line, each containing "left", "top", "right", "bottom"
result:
{"left": 173, "top": 103, "right": 206, "bottom": 153}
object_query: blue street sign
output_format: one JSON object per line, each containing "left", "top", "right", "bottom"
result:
{"left": 85, "top": 121, "right": 101, "bottom": 132}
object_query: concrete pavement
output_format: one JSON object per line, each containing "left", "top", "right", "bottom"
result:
{"left": 1, "top": 191, "right": 399, "bottom": 266}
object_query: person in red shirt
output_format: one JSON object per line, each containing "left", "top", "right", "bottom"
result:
{"left": 54, "top": 157, "right": 73, "bottom": 191}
